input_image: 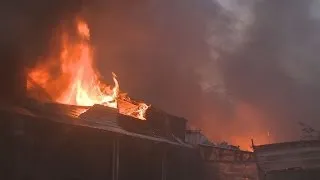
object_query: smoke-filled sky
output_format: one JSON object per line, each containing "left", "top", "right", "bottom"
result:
{"left": 0, "top": 0, "right": 83, "bottom": 64}
{"left": 84, "top": 0, "right": 215, "bottom": 120}
{"left": 3, "top": 0, "right": 320, "bottom": 148}
{"left": 218, "top": 0, "right": 320, "bottom": 145}
{"left": 81, "top": 0, "right": 320, "bottom": 147}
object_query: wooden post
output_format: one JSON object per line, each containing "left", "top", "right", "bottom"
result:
{"left": 13, "top": 116, "right": 26, "bottom": 180}
{"left": 112, "top": 137, "right": 119, "bottom": 180}
{"left": 161, "top": 148, "right": 167, "bottom": 180}
{"left": 251, "top": 139, "right": 266, "bottom": 180}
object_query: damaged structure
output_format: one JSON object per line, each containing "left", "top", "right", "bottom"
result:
{"left": 0, "top": 43, "right": 254, "bottom": 180}
{"left": 0, "top": 60, "right": 205, "bottom": 179}
{"left": 199, "top": 144, "right": 257, "bottom": 180}
{"left": 0, "top": 99, "right": 205, "bottom": 180}
{"left": 7, "top": 48, "right": 320, "bottom": 180}
{"left": 4, "top": 62, "right": 320, "bottom": 180}
{"left": 186, "top": 130, "right": 258, "bottom": 180}
{"left": 0, "top": 62, "right": 260, "bottom": 180}
{"left": 253, "top": 140, "right": 320, "bottom": 180}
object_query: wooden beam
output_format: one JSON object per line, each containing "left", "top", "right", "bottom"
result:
{"left": 112, "top": 137, "right": 119, "bottom": 180}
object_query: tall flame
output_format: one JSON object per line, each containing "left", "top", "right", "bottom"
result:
{"left": 27, "top": 19, "right": 149, "bottom": 120}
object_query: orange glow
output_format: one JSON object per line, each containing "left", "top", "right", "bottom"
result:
{"left": 228, "top": 102, "right": 274, "bottom": 151}
{"left": 200, "top": 102, "right": 274, "bottom": 151}
{"left": 27, "top": 19, "right": 149, "bottom": 120}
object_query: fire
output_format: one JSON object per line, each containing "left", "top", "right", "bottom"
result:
{"left": 27, "top": 19, "right": 149, "bottom": 120}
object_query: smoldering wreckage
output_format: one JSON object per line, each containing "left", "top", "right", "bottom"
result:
{"left": 1, "top": 3, "right": 320, "bottom": 180}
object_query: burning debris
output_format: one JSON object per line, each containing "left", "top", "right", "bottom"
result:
{"left": 27, "top": 18, "right": 149, "bottom": 120}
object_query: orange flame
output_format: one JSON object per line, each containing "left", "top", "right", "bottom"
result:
{"left": 27, "top": 19, "right": 149, "bottom": 120}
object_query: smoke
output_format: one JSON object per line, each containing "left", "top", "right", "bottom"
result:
{"left": 81, "top": 0, "right": 320, "bottom": 148}
{"left": 84, "top": 0, "right": 216, "bottom": 121}
{"left": 0, "top": 0, "right": 82, "bottom": 102}
{"left": 83, "top": 0, "right": 265, "bottom": 147}
{"left": 213, "top": 0, "right": 320, "bottom": 145}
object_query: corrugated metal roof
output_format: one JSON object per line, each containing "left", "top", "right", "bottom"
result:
{"left": 253, "top": 140, "right": 320, "bottom": 173}
{"left": 5, "top": 101, "right": 190, "bottom": 148}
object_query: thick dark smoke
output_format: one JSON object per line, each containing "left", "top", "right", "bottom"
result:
{"left": 84, "top": 0, "right": 216, "bottom": 121}
{"left": 0, "top": 0, "right": 82, "bottom": 103}
{"left": 221, "top": 0, "right": 320, "bottom": 143}
{"left": 84, "top": 0, "right": 320, "bottom": 147}
{"left": 83, "top": 0, "right": 261, "bottom": 146}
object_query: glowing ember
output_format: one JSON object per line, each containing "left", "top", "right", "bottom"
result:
{"left": 27, "top": 19, "right": 149, "bottom": 120}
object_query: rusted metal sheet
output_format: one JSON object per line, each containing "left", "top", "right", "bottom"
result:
{"left": 200, "top": 144, "right": 258, "bottom": 180}
{"left": 199, "top": 144, "right": 254, "bottom": 163}
{"left": 253, "top": 140, "right": 320, "bottom": 173}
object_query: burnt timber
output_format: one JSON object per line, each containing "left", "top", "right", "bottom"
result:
{"left": 0, "top": 100, "right": 203, "bottom": 180}
{"left": 253, "top": 140, "right": 320, "bottom": 180}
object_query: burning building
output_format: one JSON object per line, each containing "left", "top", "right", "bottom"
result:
{"left": 0, "top": 5, "right": 273, "bottom": 180}
{"left": 27, "top": 18, "right": 149, "bottom": 120}
{"left": 0, "top": 17, "right": 204, "bottom": 180}
{"left": 0, "top": 98, "right": 205, "bottom": 180}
